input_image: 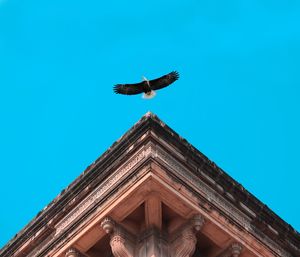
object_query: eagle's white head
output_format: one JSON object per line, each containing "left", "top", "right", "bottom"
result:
{"left": 142, "top": 76, "right": 150, "bottom": 84}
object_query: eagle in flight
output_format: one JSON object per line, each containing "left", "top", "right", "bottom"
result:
{"left": 113, "top": 71, "right": 179, "bottom": 99}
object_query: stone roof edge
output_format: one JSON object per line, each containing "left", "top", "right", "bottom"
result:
{"left": 147, "top": 113, "right": 300, "bottom": 249}
{"left": 0, "top": 112, "right": 152, "bottom": 255}
{"left": 1, "top": 112, "right": 299, "bottom": 256}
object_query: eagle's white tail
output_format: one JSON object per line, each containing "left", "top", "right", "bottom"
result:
{"left": 142, "top": 90, "right": 156, "bottom": 99}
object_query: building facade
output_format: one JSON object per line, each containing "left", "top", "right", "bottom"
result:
{"left": 1, "top": 112, "right": 299, "bottom": 257}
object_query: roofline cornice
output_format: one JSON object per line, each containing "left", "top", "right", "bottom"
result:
{"left": 1, "top": 112, "right": 299, "bottom": 257}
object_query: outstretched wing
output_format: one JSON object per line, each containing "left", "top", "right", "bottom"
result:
{"left": 113, "top": 82, "right": 144, "bottom": 95}
{"left": 149, "top": 71, "right": 179, "bottom": 90}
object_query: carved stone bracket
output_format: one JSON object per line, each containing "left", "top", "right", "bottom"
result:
{"left": 230, "top": 243, "right": 243, "bottom": 257}
{"left": 65, "top": 247, "right": 81, "bottom": 257}
{"left": 101, "top": 217, "right": 116, "bottom": 234}
{"left": 101, "top": 217, "right": 135, "bottom": 257}
{"left": 218, "top": 242, "right": 243, "bottom": 257}
{"left": 171, "top": 214, "right": 205, "bottom": 257}
{"left": 191, "top": 214, "right": 205, "bottom": 232}
{"left": 173, "top": 226, "right": 197, "bottom": 257}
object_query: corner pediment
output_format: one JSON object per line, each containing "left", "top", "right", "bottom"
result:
{"left": 1, "top": 112, "right": 299, "bottom": 257}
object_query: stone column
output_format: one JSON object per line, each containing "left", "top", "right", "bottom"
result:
{"left": 135, "top": 228, "right": 169, "bottom": 257}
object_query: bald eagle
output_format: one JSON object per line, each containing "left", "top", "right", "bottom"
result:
{"left": 113, "top": 71, "right": 179, "bottom": 99}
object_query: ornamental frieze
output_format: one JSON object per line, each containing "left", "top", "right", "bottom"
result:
{"left": 55, "top": 145, "right": 153, "bottom": 235}
{"left": 154, "top": 145, "right": 292, "bottom": 257}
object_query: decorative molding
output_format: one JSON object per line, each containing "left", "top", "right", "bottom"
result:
{"left": 154, "top": 146, "right": 293, "bottom": 257}
{"left": 156, "top": 146, "right": 251, "bottom": 229}
{"left": 55, "top": 146, "right": 153, "bottom": 235}
{"left": 27, "top": 233, "right": 55, "bottom": 257}
{"left": 26, "top": 146, "right": 153, "bottom": 257}
{"left": 2, "top": 115, "right": 298, "bottom": 257}
{"left": 27, "top": 143, "right": 292, "bottom": 257}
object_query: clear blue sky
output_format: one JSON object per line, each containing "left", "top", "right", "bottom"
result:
{"left": 1, "top": 0, "right": 300, "bottom": 248}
